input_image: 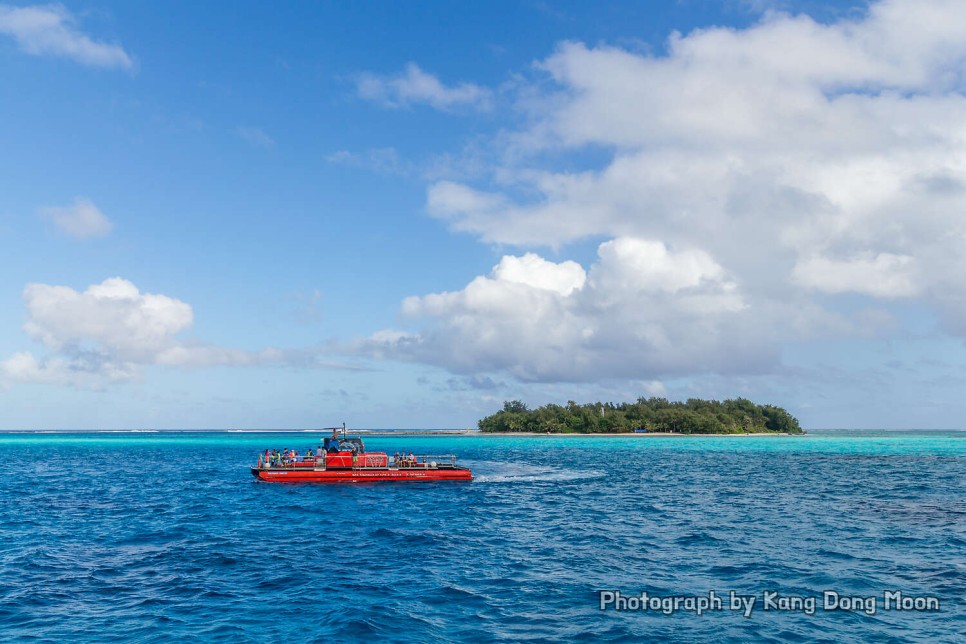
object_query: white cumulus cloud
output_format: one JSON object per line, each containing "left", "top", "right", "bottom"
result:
{"left": 407, "top": 0, "right": 966, "bottom": 383}
{"left": 793, "top": 253, "right": 919, "bottom": 298}
{"left": 490, "top": 253, "right": 585, "bottom": 296}
{"left": 22, "top": 278, "right": 192, "bottom": 360}
{"left": 591, "top": 238, "right": 731, "bottom": 296}
{"left": 0, "top": 278, "right": 298, "bottom": 387}
{"left": 0, "top": 4, "right": 133, "bottom": 70}
{"left": 365, "top": 237, "right": 775, "bottom": 382}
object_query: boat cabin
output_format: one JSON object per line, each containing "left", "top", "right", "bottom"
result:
{"left": 324, "top": 436, "right": 364, "bottom": 453}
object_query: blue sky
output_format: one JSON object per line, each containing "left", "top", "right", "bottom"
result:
{"left": 3, "top": 0, "right": 966, "bottom": 429}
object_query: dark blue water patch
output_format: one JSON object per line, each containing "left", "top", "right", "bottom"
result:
{"left": 0, "top": 433, "right": 962, "bottom": 642}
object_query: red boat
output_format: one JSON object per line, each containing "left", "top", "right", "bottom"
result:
{"left": 251, "top": 431, "right": 472, "bottom": 483}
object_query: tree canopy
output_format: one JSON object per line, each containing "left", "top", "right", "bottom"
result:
{"left": 478, "top": 397, "right": 803, "bottom": 434}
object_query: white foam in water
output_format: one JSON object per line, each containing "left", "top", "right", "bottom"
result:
{"left": 469, "top": 461, "right": 604, "bottom": 483}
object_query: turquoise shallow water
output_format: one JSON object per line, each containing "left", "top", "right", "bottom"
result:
{"left": 1, "top": 431, "right": 963, "bottom": 642}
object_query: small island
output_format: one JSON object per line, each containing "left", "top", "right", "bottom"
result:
{"left": 479, "top": 398, "right": 803, "bottom": 434}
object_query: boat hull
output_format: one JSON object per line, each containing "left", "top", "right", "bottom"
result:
{"left": 251, "top": 466, "right": 472, "bottom": 483}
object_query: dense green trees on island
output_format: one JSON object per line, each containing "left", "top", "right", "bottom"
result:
{"left": 478, "top": 398, "right": 803, "bottom": 434}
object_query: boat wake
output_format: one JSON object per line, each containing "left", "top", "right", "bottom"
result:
{"left": 469, "top": 461, "right": 604, "bottom": 484}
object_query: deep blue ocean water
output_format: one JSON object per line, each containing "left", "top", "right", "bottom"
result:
{"left": 0, "top": 430, "right": 963, "bottom": 643}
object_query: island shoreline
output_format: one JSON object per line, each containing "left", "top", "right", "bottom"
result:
{"left": 359, "top": 431, "right": 798, "bottom": 437}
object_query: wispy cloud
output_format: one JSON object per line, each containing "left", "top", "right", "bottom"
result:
{"left": 0, "top": 4, "right": 133, "bottom": 70}
{"left": 327, "top": 142, "right": 493, "bottom": 182}
{"left": 40, "top": 197, "right": 113, "bottom": 239}
{"left": 357, "top": 62, "right": 491, "bottom": 111}
{"left": 237, "top": 126, "right": 276, "bottom": 149}
{"left": 326, "top": 147, "right": 411, "bottom": 176}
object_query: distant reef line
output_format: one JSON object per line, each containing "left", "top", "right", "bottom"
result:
{"left": 478, "top": 398, "right": 804, "bottom": 435}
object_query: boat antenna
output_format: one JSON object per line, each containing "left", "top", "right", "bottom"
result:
{"left": 342, "top": 421, "right": 346, "bottom": 438}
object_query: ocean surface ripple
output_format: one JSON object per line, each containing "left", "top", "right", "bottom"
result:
{"left": 0, "top": 431, "right": 963, "bottom": 642}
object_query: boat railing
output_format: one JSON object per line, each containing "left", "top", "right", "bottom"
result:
{"left": 387, "top": 454, "right": 459, "bottom": 469}
{"left": 256, "top": 456, "right": 325, "bottom": 469}
{"left": 257, "top": 453, "right": 461, "bottom": 470}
